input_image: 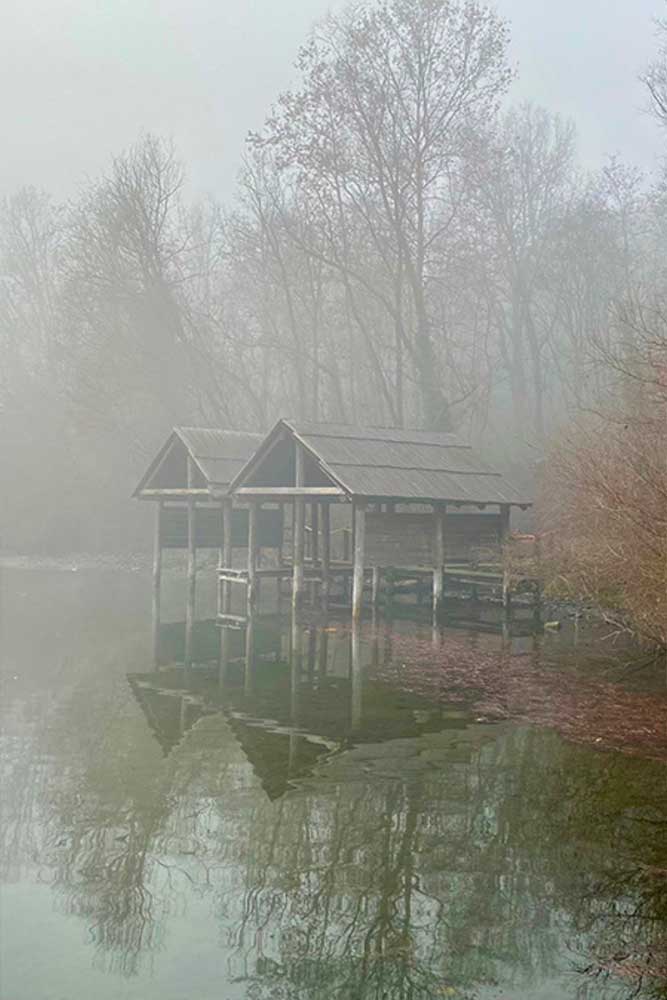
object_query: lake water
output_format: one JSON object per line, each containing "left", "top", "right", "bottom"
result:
{"left": 1, "top": 565, "right": 666, "bottom": 1000}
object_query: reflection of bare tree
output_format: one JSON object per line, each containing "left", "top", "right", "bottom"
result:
{"left": 4, "top": 613, "right": 667, "bottom": 997}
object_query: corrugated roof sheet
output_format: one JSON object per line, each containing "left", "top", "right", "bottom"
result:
{"left": 282, "top": 420, "right": 531, "bottom": 505}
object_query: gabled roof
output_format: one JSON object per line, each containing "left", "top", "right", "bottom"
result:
{"left": 230, "top": 419, "right": 532, "bottom": 507}
{"left": 134, "top": 426, "right": 263, "bottom": 497}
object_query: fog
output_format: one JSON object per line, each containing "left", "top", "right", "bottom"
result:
{"left": 1, "top": 0, "right": 663, "bottom": 201}
{"left": 1, "top": 0, "right": 666, "bottom": 586}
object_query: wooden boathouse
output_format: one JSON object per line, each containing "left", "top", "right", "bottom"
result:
{"left": 222, "top": 419, "right": 533, "bottom": 625}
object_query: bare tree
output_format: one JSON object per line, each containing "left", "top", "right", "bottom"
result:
{"left": 252, "top": 0, "right": 512, "bottom": 430}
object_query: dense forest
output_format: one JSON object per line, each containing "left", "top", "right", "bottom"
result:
{"left": 1, "top": 0, "right": 665, "bottom": 643}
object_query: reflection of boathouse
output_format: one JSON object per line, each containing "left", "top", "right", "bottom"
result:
{"left": 128, "top": 621, "right": 473, "bottom": 800}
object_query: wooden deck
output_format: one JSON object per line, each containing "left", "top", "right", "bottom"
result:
{"left": 217, "top": 560, "right": 540, "bottom": 626}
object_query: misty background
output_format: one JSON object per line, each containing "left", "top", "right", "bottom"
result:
{"left": 2, "top": 0, "right": 666, "bottom": 559}
{"left": 2, "top": 0, "right": 663, "bottom": 199}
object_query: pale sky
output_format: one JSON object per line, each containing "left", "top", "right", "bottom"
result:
{"left": 1, "top": 0, "right": 664, "bottom": 202}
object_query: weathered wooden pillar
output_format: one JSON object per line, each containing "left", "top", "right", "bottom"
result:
{"left": 290, "top": 611, "right": 302, "bottom": 721}
{"left": 371, "top": 565, "right": 381, "bottom": 609}
{"left": 318, "top": 625, "right": 329, "bottom": 678}
{"left": 320, "top": 502, "right": 331, "bottom": 611}
{"left": 309, "top": 501, "right": 320, "bottom": 606}
{"left": 310, "top": 502, "right": 319, "bottom": 563}
{"left": 350, "top": 621, "right": 362, "bottom": 733}
{"left": 244, "top": 614, "right": 255, "bottom": 696}
{"left": 152, "top": 500, "right": 163, "bottom": 666}
{"left": 185, "top": 458, "right": 197, "bottom": 668}
{"left": 433, "top": 502, "right": 447, "bottom": 621}
{"left": 219, "top": 625, "right": 231, "bottom": 687}
{"left": 221, "top": 498, "right": 233, "bottom": 614}
{"left": 292, "top": 446, "right": 305, "bottom": 611}
{"left": 533, "top": 532, "right": 543, "bottom": 620}
{"left": 247, "top": 499, "right": 260, "bottom": 614}
{"left": 499, "top": 503, "right": 512, "bottom": 614}
{"left": 352, "top": 500, "right": 366, "bottom": 622}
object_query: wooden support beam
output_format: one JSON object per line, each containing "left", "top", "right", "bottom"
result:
{"left": 152, "top": 500, "right": 163, "bottom": 667}
{"left": 247, "top": 499, "right": 260, "bottom": 613}
{"left": 499, "top": 503, "right": 511, "bottom": 614}
{"left": 292, "top": 446, "right": 305, "bottom": 611}
{"left": 309, "top": 501, "right": 319, "bottom": 605}
{"left": 235, "top": 486, "right": 343, "bottom": 497}
{"left": 433, "top": 503, "right": 447, "bottom": 621}
{"left": 219, "top": 625, "right": 231, "bottom": 687}
{"left": 320, "top": 502, "right": 331, "bottom": 611}
{"left": 371, "top": 566, "right": 381, "bottom": 609}
{"left": 244, "top": 615, "right": 255, "bottom": 696}
{"left": 310, "top": 502, "right": 319, "bottom": 563}
{"left": 352, "top": 500, "right": 366, "bottom": 622}
{"left": 533, "top": 533, "right": 543, "bottom": 620}
{"left": 185, "top": 458, "right": 197, "bottom": 669}
{"left": 350, "top": 622, "right": 362, "bottom": 732}
{"left": 220, "top": 499, "right": 233, "bottom": 624}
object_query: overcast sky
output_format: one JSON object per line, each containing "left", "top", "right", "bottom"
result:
{"left": 2, "top": 0, "right": 664, "bottom": 202}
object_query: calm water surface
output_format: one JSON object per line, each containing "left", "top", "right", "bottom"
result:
{"left": 1, "top": 566, "right": 666, "bottom": 1000}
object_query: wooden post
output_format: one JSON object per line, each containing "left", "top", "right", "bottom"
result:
{"left": 221, "top": 498, "right": 233, "bottom": 617}
{"left": 185, "top": 458, "right": 197, "bottom": 669}
{"left": 244, "top": 614, "right": 255, "bottom": 696}
{"left": 533, "top": 533, "right": 543, "bottom": 620}
{"left": 352, "top": 500, "right": 366, "bottom": 622}
{"left": 310, "top": 502, "right": 319, "bottom": 563}
{"left": 292, "top": 446, "right": 305, "bottom": 611}
{"left": 247, "top": 499, "right": 260, "bottom": 614}
{"left": 152, "top": 500, "right": 163, "bottom": 667}
{"left": 219, "top": 625, "right": 231, "bottom": 687}
{"left": 321, "top": 502, "right": 331, "bottom": 611}
{"left": 499, "top": 503, "right": 511, "bottom": 614}
{"left": 433, "top": 503, "right": 447, "bottom": 621}
{"left": 309, "top": 501, "right": 319, "bottom": 606}
{"left": 371, "top": 566, "right": 381, "bottom": 609}
{"left": 342, "top": 527, "right": 351, "bottom": 563}
{"left": 318, "top": 625, "right": 329, "bottom": 678}
{"left": 350, "top": 621, "right": 362, "bottom": 733}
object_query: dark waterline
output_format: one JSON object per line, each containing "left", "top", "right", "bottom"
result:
{"left": 1, "top": 566, "right": 666, "bottom": 1000}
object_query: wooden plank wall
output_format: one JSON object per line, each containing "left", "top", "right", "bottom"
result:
{"left": 365, "top": 511, "right": 501, "bottom": 567}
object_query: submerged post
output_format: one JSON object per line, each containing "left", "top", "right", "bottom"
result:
{"left": 499, "top": 503, "right": 511, "bottom": 614}
{"left": 433, "top": 503, "right": 447, "bottom": 621}
{"left": 292, "top": 446, "right": 305, "bottom": 611}
{"left": 152, "top": 500, "right": 163, "bottom": 666}
{"left": 352, "top": 500, "right": 366, "bottom": 622}
{"left": 320, "top": 501, "right": 331, "bottom": 611}
{"left": 185, "top": 457, "right": 197, "bottom": 668}
{"left": 350, "top": 621, "right": 363, "bottom": 733}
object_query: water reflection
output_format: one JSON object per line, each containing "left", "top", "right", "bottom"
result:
{"left": 1, "top": 569, "right": 667, "bottom": 999}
